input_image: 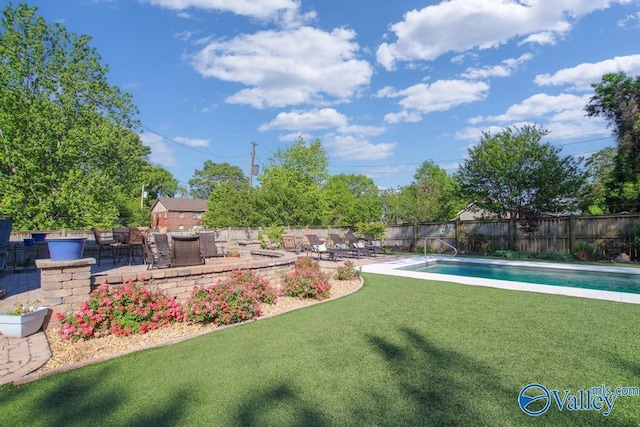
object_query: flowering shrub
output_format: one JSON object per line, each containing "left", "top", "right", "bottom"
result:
{"left": 184, "top": 282, "right": 261, "bottom": 325}
{"left": 282, "top": 258, "right": 331, "bottom": 300}
{"left": 55, "top": 281, "right": 184, "bottom": 341}
{"left": 335, "top": 261, "right": 361, "bottom": 281}
{"left": 226, "top": 270, "right": 278, "bottom": 304}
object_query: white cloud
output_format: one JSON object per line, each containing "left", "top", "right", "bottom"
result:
{"left": 173, "top": 136, "right": 210, "bottom": 148}
{"left": 456, "top": 92, "right": 610, "bottom": 141}
{"left": 259, "top": 108, "right": 348, "bottom": 131}
{"left": 376, "top": 0, "right": 625, "bottom": 70}
{"left": 190, "top": 26, "right": 372, "bottom": 108}
{"left": 534, "top": 54, "right": 640, "bottom": 90}
{"left": 460, "top": 53, "right": 533, "bottom": 79}
{"left": 381, "top": 80, "right": 490, "bottom": 119}
{"left": 323, "top": 134, "right": 396, "bottom": 161}
{"left": 383, "top": 110, "right": 422, "bottom": 124}
{"left": 140, "top": 133, "right": 177, "bottom": 167}
{"left": 141, "top": 0, "right": 299, "bottom": 21}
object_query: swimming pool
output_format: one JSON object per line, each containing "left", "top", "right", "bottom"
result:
{"left": 360, "top": 257, "right": 640, "bottom": 304}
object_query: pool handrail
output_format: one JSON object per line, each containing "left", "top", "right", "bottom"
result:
{"left": 423, "top": 237, "right": 457, "bottom": 257}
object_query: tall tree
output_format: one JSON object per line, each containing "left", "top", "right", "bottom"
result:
{"left": 188, "top": 160, "right": 247, "bottom": 200}
{"left": 323, "top": 173, "right": 381, "bottom": 226}
{"left": 412, "top": 160, "right": 465, "bottom": 221}
{"left": 581, "top": 147, "right": 616, "bottom": 215}
{"left": 256, "top": 137, "right": 329, "bottom": 226}
{"left": 0, "top": 3, "right": 148, "bottom": 230}
{"left": 456, "top": 125, "right": 586, "bottom": 232}
{"left": 203, "top": 181, "right": 257, "bottom": 228}
{"left": 585, "top": 72, "right": 640, "bottom": 212}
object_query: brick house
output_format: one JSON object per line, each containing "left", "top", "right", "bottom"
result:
{"left": 150, "top": 198, "right": 208, "bottom": 230}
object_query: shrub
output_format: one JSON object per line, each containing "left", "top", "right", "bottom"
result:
{"left": 283, "top": 258, "right": 331, "bottom": 300}
{"left": 492, "top": 250, "right": 532, "bottom": 259}
{"left": 184, "top": 282, "right": 261, "bottom": 325}
{"left": 335, "top": 261, "right": 361, "bottom": 281}
{"left": 226, "top": 269, "right": 278, "bottom": 304}
{"left": 536, "top": 251, "right": 576, "bottom": 262}
{"left": 55, "top": 281, "right": 185, "bottom": 341}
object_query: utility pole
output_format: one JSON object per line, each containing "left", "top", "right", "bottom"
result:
{"left": 249, "top": 141, "right": 257, "bottom": 187}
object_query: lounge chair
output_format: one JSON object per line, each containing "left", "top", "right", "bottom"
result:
{"left": 199, "top": 232, "right": 225, "bottom": 259}
{"left": 282, "top": 234, "right": 300, "bottom": 253}
{"left": 363, "top": 233, "right": 387, "bottom": 253}
{"left": 142, "top": 234, "right": 171, "bottom": 269}
{"left": 261, "top": 233, "right": 280, "bottom": 249}
{"left": 345, "top": 232, "right": 378, "bottom": 257}
{"left": 304, "top": 234, "right": 338, "bottom": 261}
{"left": 329, "top": 233, "right": 366, "bottom": 258}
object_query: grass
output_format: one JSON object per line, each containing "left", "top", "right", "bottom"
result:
{"left": 2, "top": 273, "right": 640, "bottom": 426}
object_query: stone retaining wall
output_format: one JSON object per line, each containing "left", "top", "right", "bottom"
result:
{"left": 36, "top": 250, "right": 298, "bottom": 330}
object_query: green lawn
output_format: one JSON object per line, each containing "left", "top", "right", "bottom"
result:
{"left": 2, "top": 273, "right": 640, "bottom": 426}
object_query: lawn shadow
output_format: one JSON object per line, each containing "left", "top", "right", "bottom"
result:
{"left": 0, "top": 364, "right": 195, "bottom": 426}
{"left": 232, "top": 382, "right": 331, "bottom": 427}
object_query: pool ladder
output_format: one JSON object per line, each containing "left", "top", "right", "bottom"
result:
{"left": 423, "top": 237, "right": 457, "bottom": 257}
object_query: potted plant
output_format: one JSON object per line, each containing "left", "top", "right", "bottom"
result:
{"left": 0, "top": 300, "right": 48, "bottom": 338}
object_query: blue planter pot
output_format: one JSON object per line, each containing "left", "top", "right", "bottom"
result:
{"left": 47, "top": 238, "right": 87, "bottom": 261}
{"left": 31, "top": 233, "right": 47, "bottom": 242}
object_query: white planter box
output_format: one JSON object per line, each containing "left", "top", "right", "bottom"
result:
{"left": 0, "top": 307, "right": 48, "bottom": 338}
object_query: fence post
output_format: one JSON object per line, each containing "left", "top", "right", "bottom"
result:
{"left": 508, "top": 218, "right": 516, "bottom": 250}
{"left": 569, "top": 215, "right": 577, "bottom": 253}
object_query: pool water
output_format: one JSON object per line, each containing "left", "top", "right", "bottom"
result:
{"left": 401, "top": 261, "right": 640, "bottom": 294}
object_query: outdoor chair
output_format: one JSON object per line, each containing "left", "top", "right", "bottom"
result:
{"left": 127, "top": 227, "right": 146, "bottom": 265}
{"left": 142, "top": 234, "right": 171, "bottom": 269}
{"left": 305, "top": 234, "right": 338, "bottom": 261}
{"left": 199, "top": 232, "right": 225, "bottom": 259}
{"left": 363, "top": 233, "right": 386, "bottom": 253}
{"left": 329, "top": 233, "right": 365, "bottom": 258}
{"left": 345, "top": 232, "right": 378, "bottom": 257}
{"left": 92, "top": 228, "right": 120, "bottom": 265}
{"left": 172, "top": 235, "right": 204, "bottom": 267}
{"left": 281, "top": 234, "right": 300, "bottom": 253}
{"left": 261, "top": 233, "right": 280, "bottom": 249}
{"left": 154, "top": 233, "right": 172, "bottom": 256}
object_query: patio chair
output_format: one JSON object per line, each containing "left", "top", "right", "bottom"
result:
{"left": 305, "top": 234, "right": 338, "bottom": 261}
{"left": 0, "top": 217, "right": 12, "bottom": 270}
{"left": 172, "top": 235, "right": 204, "bottom": 267}
{"left": 154, "top": 233, "right": 172, "bottom": 256}
{"left": 142, "top": 234, "right": 171, "bottom": 269}
{"left": 261, "top": 233, "right": 280, "bottom": 249}
{"left": 363, "top": 233, "right": 387, "bottom": 253}
{"left": 199, "top": 232, "right": 225, "bottom": 259}
{"left": 92, "top": 228, "right": 120, "bottom": 265}
{"left": 329, "top": 233, "right": 365, "bottom": 258}
{"left": 345, "top": 232, "right": 378, "bottom": 257}
{"left": 127, "top": 227, "right": 146, "bottom": 266}
{"left": 281, "top": 234, "right": 300, "bottom": 253}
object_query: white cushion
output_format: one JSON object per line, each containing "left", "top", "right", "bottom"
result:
{"left": 356, "top": 242, "right": 365, "bottom": 248}
{"left": 316, "top": 244, "right": 326, "bottom": 252}
{"left": 372, "top": 240, "right": 382, "bottom": 247}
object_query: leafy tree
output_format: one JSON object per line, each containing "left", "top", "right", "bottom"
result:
{"left": 412, "top": 160, "right": 465, "bottom": 221}
{"left": 379, "top": 187, "right": 403, "bottom": 224}
{"left": 581, "top": 147, "right": 616, "bottom": 215}
{"left": 188, "top": 160, "right": 247, "bottom": 200}
{"left": 203, "top": 181, "right": 256, "bottom": 227}
{"left": 255, "top": 137, "right": 329, "bottom": 226}
{"left": 323, "top": 173, "right": 381, "bottom": 225}
{"left": 585, "top": 72, "right": 640, "bottom": 212}
{"left": 456, "top": 125, "right": 586, "bottom": 232}
{"left": 0, "top": 3, "right": 148, "bottom": 230}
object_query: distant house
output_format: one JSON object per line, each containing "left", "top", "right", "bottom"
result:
{"left": 456, "top": 202, "right": 502, "bottom": 221}
{"left": 150, "top": 198, "right": 208, "bottom": 230}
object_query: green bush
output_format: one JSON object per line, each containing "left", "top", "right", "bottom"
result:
{"left": 492, "top": 250, "right": 532, "bottom": 259}
{"left": 535, "top": 251, "right": 576, "bottom": 262}
{"left": 283, "top": 258, "right": 331, "bottom": 300}
{"left": 335, "top": 261, "right": 361, "bottom": 281}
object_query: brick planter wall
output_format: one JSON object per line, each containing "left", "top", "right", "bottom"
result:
{"left": 36, "top": 250, "right": 297, "bottom": 330}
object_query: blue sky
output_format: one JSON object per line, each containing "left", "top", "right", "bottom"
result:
{"left": 28, "top": 0, "right": 640, "bottom": 190}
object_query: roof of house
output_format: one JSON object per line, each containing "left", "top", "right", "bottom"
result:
{"left": 152, "top": 197, "right": 208, "bottom": 212}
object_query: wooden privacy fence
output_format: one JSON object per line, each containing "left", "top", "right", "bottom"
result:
{"left": 383, "top": 214, "right": 640, "bottom": 260}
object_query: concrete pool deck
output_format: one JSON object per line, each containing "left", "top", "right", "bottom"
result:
{"left": 360, "top": 256, "right": 640, "bottom": 305}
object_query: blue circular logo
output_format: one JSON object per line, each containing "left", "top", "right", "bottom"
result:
{"left": 519, "top": 383, "right": 551, "bottom": 416}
